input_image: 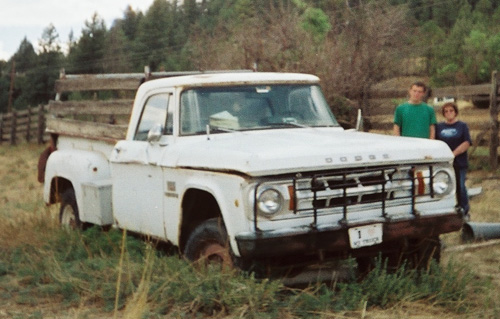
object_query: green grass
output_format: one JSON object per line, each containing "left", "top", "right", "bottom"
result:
{"left": 0, "top": 143, "right": 492, "bottom": 318}
{"left": 0, "top": 222, "right": 485, "bottom": 318}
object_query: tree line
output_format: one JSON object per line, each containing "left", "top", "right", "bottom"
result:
{"left": 1, "top": 0, "right": 500, "bottom": 122}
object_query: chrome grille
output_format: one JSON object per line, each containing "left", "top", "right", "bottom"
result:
{"left": 292, "top": 165, "right": 434, "bottom": 215}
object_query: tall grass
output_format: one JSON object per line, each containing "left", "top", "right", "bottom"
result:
{"left": 0, "top": 144, "right": 493, "bottom": 318}
{"left": 0, "top": 222, "right": 483, "bottom": 318}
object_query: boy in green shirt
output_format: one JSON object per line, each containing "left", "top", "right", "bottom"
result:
{"left": 393, "top": 82, "right": 437, "bottom": 139}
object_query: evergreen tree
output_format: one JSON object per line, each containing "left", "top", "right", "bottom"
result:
{"left": 12, "top": 38, "right": 37, "bottom": 73}
{"left": 463, "top": 29, "right": 489, "bottom": 83}
{"left": 69, "top": 13, "right": 107, "bottom": 74}
{"left": 133, "top": 0, "right": 173, "bottom": 71}
{"left": 105, "top": 25, "right": 132, "bottom": 72}
{"left": 6, "top": 38, "right": 38, "bottom": 110}
{"left": 486, "top": 32, "right": 500, "bottom": 73}
{"left": 121, "top": 5, "right": 142, "bottom": 41}
{"left": 430, "top": 1, "right": 473, "bottom": 85}
{"left": 27, "top": 24, "right": 64, "bottom": 105}
{"left": 419, "top": 21, "right": 445, "bottom": 75}
{"left": 431, "top": 0, "right": 461, "bottom": 29}
{"left": 0, "top": 61, "right": 10, "bottom": 113}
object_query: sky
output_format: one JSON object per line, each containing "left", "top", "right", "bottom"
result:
{"left": 0, "top": 0, "right": 156, "bottom": 61}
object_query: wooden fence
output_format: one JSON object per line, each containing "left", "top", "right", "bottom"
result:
{"left": 0, "top": 105, "right": 47, "bottom": 145}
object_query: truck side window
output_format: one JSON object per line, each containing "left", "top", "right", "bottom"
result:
{"left": 134, "top": 94, "right": 171, "bottom": 141}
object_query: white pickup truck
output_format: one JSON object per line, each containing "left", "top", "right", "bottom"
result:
{"left": 41, "top": 71, "right": 464, "bottom": 276}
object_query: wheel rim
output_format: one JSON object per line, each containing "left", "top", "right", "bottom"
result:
{"left": 61, "top": 204, "right": 77, "bottom": 229}
{"left": 200, "top": 242, "right": 233, "bottom": 268}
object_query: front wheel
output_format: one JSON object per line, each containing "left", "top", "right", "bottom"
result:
{"left": 405, "top": 236, "right": 441, "bottom": 270}
{"left": 59, "top": 189, "right": 83, "bottom": 230}
{"left": 184, "top": 218, "right": 234, "bottom": 268}
{"left": 356, "top": 236, "right": 441, "bottom": 275}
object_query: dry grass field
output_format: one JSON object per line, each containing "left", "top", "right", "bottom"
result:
{"left": 1, "top": 113, "right": 500, "bottom": 318}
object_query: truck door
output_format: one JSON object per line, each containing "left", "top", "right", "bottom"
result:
{"left": 110, "top": 92, "right": 174, "bottom": 239}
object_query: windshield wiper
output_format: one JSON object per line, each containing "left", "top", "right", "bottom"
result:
{"left": 266, "top": 122, "right": 309, "bottom": 128}
{"left": 205, "top": 124, "right": 238, "bottom": 140}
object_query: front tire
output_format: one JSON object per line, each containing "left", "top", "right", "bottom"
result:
{"left": 184, "top": 218, "right": 234, "bottom": 268}
{"left": 59, "top": 189, "right": 82, "bottom": 230}
{"left": 405, "top": 236, "right": 441, "bottom": 270}
{"left": 356, "top": 236, "right": 441, "bottom": 275}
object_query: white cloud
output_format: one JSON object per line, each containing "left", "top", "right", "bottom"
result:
{"left": 0, "top": 0, "right": 153, "bottom": 27}
{"left": 0, "top": 0, "right": 155, "bottom": 60}
{"left": 0, "top": 41, "right": 9, "bottom": 61}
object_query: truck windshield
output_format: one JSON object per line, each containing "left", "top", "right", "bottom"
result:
{"left": 180, "top": 84, "right": 340, "bottom": 135}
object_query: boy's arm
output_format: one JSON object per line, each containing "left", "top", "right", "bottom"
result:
{"left": 429, "top": 125, "right": 435, "bottom": 139}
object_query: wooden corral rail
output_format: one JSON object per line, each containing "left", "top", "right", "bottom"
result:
{"left": 47, "top": 71, "right": 144, "bottom": 142}
{"left": 369, "top": 83, "right": 496, "bottom": 100}
{"left": 53, "top": 70, "right": 203, "bottom": 96}
{"left": 0, "top": 105, "right": 47, "bottom": 145}
{"left": 47, "top": 100, "right": 132, "bottom": 141}
{"left": 48, "top": 68, "right": 213, "bottom": 142}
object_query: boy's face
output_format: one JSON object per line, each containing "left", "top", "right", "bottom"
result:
{"left": 408, "top": 85, "right": 425, "bottom": 104}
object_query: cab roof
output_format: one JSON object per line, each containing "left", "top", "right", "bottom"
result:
{"left": 138, "top": 72, "right": 320, "bottom": 91}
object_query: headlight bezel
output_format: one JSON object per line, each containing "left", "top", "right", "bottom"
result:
{"left": 432, "top": 169, "right": 453, "bottom": 196}
{"left": 256, "top": 187, "right": 284, "bottom": 216}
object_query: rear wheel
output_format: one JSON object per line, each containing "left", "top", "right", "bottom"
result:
{"left": 184, "top": 218, "right": 234, "bottom": 268}
{"left": 59, "top": 189, "right": 82, "bottom": 230}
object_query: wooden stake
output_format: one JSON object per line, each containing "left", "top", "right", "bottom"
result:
{"left": 489, "top": 71, "right": 499, "bottom": 170}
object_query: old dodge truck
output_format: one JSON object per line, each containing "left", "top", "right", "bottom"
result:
{"left": 41, "top": 70, "right": 464, "bottom": 278}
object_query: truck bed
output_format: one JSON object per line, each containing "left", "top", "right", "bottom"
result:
{"left": 46, "top": 100, "right": 130, "bottom": 142}
{"left": 45, "top": 72, "right": 141, "bottom": 144}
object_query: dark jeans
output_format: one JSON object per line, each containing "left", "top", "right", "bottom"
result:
{"left": 454, "top": 166, "right": 469, "bottom": 215}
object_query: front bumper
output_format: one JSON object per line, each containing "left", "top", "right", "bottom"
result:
{"left": 235, "top": 212, "right": 464, "bottom": 260}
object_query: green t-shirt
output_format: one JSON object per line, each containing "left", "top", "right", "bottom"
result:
{"left": 393, "top": 102, "right": 437, "bottom": 138}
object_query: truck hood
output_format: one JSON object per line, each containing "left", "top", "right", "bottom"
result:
{"left": 171, "top": 128, "right": 453, "bottom": 176}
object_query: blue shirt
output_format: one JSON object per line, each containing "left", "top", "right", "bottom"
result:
{"left": 436, "top": 121, "right": 472, "bottom": 168}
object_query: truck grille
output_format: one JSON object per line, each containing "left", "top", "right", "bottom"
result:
{"left": 292, "top": 165, "right": 433, "bottom": 216}
{"left": 251, "top": 163, "right": 454, "bottom": 233}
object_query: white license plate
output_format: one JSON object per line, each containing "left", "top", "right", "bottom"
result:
{"left": 348, "top": 223, "right": 383, "bottom": 249}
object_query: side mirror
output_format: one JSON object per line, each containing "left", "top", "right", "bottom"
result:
{"left": 147, "top": 123, "right": 163, "bottom": 143}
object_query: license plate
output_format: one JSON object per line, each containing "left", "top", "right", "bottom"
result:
{"left": 348, "top": 223, "right": 383, "bottom": 249}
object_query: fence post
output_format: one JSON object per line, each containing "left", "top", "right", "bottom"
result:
{"left": 10, "top": 110, "right": 17, "bottom": 145}
{"left": 37, "top": 104, "right": 46, "bottom": 144}
{"left": 0, "top": 113, "right": 3, "bottom": 144}
{"left": 490, "top": 71, "right": 499, "bottom": 170}
{"left": 26, "top": 106, "right": 32, "bottom": 142}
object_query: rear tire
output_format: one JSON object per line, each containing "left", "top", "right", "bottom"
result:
{"left": 184, "top": 218, "right": 234, "bottom": 268}
{"left": 59, "top": 189, "right": 82, "bottom": 230}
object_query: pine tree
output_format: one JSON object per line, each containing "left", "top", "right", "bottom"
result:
{"left": 69, "top": 13, "right": 107, "bottom": 74}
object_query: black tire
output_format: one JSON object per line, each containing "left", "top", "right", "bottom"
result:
{"left": 184, "top": 218, "right": 234, "bottom": 268}
{"left": 357, "top": 236, "right": 441, "bottom": 276}
{"left": 59, "top": 189, "right": 83, "bottom": 230}
{"left": 405, "top": 236, "right": 441, "bottom": 270}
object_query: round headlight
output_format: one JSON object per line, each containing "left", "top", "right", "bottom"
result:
{"left": 433, "top": 171, "right": 452, "bottom": 195}
{"left": 257, "top": 188, "right": 283, "bottom": 215}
